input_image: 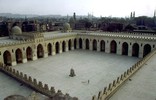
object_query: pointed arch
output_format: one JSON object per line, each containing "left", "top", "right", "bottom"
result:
{"left": 86, "top": 39, "right": 89, "bottom": 50}
{"left": 47, "top": 43, "right": 52, "bottom": 56}
{"left": 15, "top": 48, "right": 23, "bottom": 63}
{"left": 37, "top": 44, "right": 44, "bottom": 58}
{"left": 132, "top": 43, "right": 139, "bottom": 57}
{"left": 110, "top": 40, "right": 117, "bottom": 53}
{"left": 55, "top": 42, "right": 60, "bottom": 54}
{"left": 143, "top": 44, "right": 151, "bottom": 57}
{"left": 79, "top": 38, "right": 82, "bottom": 49}
{"left": 100, "top": 40, "right": 105, "bottom": 52}
{"left": 93, "top": 39, "right": 97, "bottom": 51}
{"left": 26, "top": 46, "right": 32, "bottom": 61}
{"left": 3, "top": 50, "right": 12, "bottom": 66}
{"left": 74, "top": 39, "right": 77, "bottom": 49}
{"left": 122, "top": 42, "right": 128, "bottom": 55}
{"left": 62, "top": 41, "right": 66, "bottom": 52}
{"left": 68, "top": 39, "right": 71, "bottom": 50}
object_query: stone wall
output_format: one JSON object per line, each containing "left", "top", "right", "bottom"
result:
{"left": 0, "top": 65, "right": 78, "bottom": 100}
{"left": 91, "top": 48, "right": 156, "bottom": 100}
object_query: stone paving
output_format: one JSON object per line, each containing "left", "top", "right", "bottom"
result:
{"left": 110, "top": 53, "right": 156, "bottom": 100}
{"left": 12, "top": 50, "right": 139, "bottom": 100}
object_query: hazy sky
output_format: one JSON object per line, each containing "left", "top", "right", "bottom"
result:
{"left": 0, "top": 0, "right": 156, "bottom": 17}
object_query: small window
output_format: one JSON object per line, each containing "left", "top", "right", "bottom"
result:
{"left": 119, "top": 42, "right": 120, "bottom": 44}
{"left": 23, "top": 47, "right": 25, "bottom": 50}
{"left": 0, "top": 51, "right": 1, "bottom": 55}
{"left": 130, "top": 43, "right": 131, "bottom": 45}
{"left": 12, "top": 49, "right": 14, "bottom": 53}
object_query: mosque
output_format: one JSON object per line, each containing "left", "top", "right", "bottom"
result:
{"left": 0, "top": 22, "right": 156, "bottom": 99}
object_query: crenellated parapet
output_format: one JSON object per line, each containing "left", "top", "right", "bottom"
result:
{"left": 45, "top": 33, "right": 77, "bottom": 40}
{"left": 0, "top": 39, "right": 34, "bottom": 47}
{"left": 92, "top": 48, "right": 156, "bottom": 100}
{"left": 78, "top": 32, "right": 156, "bottom": 41}
{"left": 0, "top": 65, "right": 78, "bottom": 100}
{"left": 10, "top": 32, "right": 44, "bottom": 40}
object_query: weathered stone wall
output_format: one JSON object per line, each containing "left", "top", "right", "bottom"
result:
{"left": 1, "top": 32, "right": 156, "bottom": 66}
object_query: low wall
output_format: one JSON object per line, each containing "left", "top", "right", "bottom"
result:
{"left": 92, "top": 48, "right": 156, "bottom": 100}
{"left": 0, "top": 65, "right": 78, "bottom": 100}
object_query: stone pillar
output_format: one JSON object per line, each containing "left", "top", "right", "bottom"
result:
{"left": 76, "top": 38, "right": 79, "bottom": 49}
{"left": 65, "top": 41, "right": 69, "bottom": 52}
{"left": 52, "top": 44, "right": 56, "bottom": 55}
{"left": 22, "top": 50, "right": 27, "bottom": 63}
{"left": 59, "top": 42, "right": 62, "bottom": 53}
{"left": 44, "top": 43, "right": 48, "bottom": 58}
{"left": 11, "top": 52, "right": 17, "bottom": 66}
{"left": 97, "top": 41, "right": 100, "bottom": 52}
{"left": 128, "top": 44, "right": 132, "bottom": 57}
{"left": 89, "top": 40, "right": 93, "bottom": 51}
{"left": 43, "top": 51, "right": 48, "bottom": 58}
{"left": 117, "top": 43, "right": 122, "bottom": 55}
{"left": 105, "top": 40, "right": 110, "bottom": 53}
{"left": 71, "top": 39, "right": 74, "bottom": 50}
{"left": 139, "top": 46, "right": 143, "bottom": 58}
{"left": 32, "top": 47, "right": 37, "bottom": 61}
{"left": 82, "top": 39, "right": 85, "bottom": 49}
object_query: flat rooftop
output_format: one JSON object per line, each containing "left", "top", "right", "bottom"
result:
{"left": 1, "top": 31, "right": 156, "bottom": 45}
{"left": 12, "top": 50, "right": 139, "bottom": 100}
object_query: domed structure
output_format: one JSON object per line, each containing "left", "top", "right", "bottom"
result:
{"left": 11, "top": 26, "right": 22, "bottom": 35}
{"left": 63, "top": 23, "right": 72, "bottom": 32}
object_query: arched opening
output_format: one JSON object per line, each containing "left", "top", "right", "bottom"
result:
{"left": 47, "top": 43, "right": 52, "bottom": 56}
{"left": 68, "top": 39, "right": 71, "bottom": 50}
{"left": 122, "top": 42, "right": 128, "bottom": 55}
{"left": 79, "top": 38, "right": 82, "bottom": 49}
{"left": 132, "top": 43, "right": 139, "bottom": 57}
{"left": 74, "top": 39, "right": 77, "bottom": 49}
{"left": 26, "top": 47, "right": 32, "bottom": 61}
{"left": 143, "top": 44, "right": 151, "bottom": 57}
{"left": 62, "top": 41, "right": 66, "bottom": 52}
{"left": 100, "top": 40, "right": 105, "bottom": 52}
{"left": 15, "top": 48, "right": 23, "bottom": 63}
{"left": 55, "top": 42, "right": 60, "bottom": 54}
{"left": 3, "top": 50, "right": 12, "bottom": 66}
{"left": 37, "top": 44, "right": 44, "bottom": 58}
{"left": 110, "top": 40, "right": 117, "bottom": 53}
{"left": 93, "top": 39, "right": 97, "bottom": 51}
{"left": 86, "top": 39, "right": 89, "bottom": 50}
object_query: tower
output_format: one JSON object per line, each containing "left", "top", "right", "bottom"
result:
{"left": 133, "top": 11, "right": 135, "bottom": 18}
{"left": 130, "top": 12, "right": 133, "bottom": 19}
{"left": 154, "top": 10, "right": 156, "bottom": 18}
{"left": 154, "top": 10, "right": 156, "bottom": 26}
{"left": 73, "top": 12, "right": 76, "bottom": 21}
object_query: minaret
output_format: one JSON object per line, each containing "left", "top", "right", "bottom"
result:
{"left": 73, "top": 12, "right": 76, "bottom": 21}
{"left": 154, "top": 10, "right": 156, "bottom": 26}
{"left": 154, "top": 10, "right": 156, "bottom": 18}
{"left": 130, "top": 12, "right": 133, "bottom": 19}
{"left": 133, "top": 11, "right": 135, "bottom": 18}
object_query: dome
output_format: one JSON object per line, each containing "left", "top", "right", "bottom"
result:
{"left": 11, "top": 26, "right": 22, "bottom": 35}
{"left": 63, "top": 23, "right": 71, "bottom": 30}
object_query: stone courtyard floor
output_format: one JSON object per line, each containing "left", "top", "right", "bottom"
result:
{"left": 110, "top": 52, "right": 156, "bottom": 100}
{"left": 11, "top": 49, "right": 139, "bottom": 100}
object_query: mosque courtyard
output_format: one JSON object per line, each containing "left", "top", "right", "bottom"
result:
{"left": 9, "top": 49, "right": 139, "bottom": 100}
